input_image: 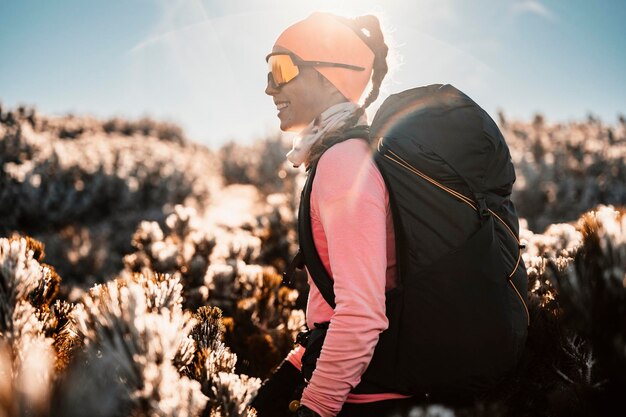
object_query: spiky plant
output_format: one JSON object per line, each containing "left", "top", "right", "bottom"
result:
{"left": 177, "top": 306, "right": 261, "bottom": 416}
{"left": 181, "top": 306, "right": 237, "bottom": 394}
{"left": 124, "top": 206, "right": 217, "bottom": 310}
{"left": 545, "top": 206, "right": 626, "bottom": 414}
{"left": 0, "top": 236, "right": 76, "bottom": 417}
{"left": 209, "top": 372, "right": 260, "bottom": 417}
{"left": 224, "top": 268, "right": 303, "bottom": 379}
{"left": 65, "top": 272, "right": 207, "bottom": 417}
{"left": 123, "top": 199, "right": 304, "bottom": 380}
{"left": 60, "top": 271, "right": 262, "bottom": 417}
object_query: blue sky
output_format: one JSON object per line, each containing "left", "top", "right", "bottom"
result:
{"left": 1, "top": 0, "right": 624, "bottom": 148}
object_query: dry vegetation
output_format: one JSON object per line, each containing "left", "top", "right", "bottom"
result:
{"left": 0, "top": 104, "right": 624, "bottom": 416}
{"left": 0, "top": 105, "right": 221, "bottom": 290}
{"left": 501, "top": 112, "right": 626, "bottom": 231}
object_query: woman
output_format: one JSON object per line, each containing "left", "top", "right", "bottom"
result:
{"left": 253, "top": 12, "right": 415, "bottom": 417}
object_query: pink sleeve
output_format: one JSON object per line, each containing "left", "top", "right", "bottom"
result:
{"left": 300, "top": 140, "right": 389, "bottom": 417}
{"left": 286, "top": 344, "right": 304, "bottom": 371}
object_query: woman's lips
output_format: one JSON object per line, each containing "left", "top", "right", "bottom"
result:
{"left": 275, "top": 101, "right": 289, "bottom": 115}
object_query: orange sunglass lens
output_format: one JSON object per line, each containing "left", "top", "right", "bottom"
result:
{"left": 268, "top": 55, "right": 299, "bottom": 87}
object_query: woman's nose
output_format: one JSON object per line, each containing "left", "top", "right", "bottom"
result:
{"left": 265, "top": 73, "right": 279, "bottom": 96}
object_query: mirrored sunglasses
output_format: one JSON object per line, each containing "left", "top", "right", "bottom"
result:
{"left": 266, "top": 52, "right": 365, "bottom": 89}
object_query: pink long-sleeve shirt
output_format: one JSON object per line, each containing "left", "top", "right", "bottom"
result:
{"left": 287, "top": 138, "right": 411, "bottom": 417}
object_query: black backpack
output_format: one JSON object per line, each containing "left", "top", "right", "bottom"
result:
{"left": 286, "top": 84, "right": 529, "bottom": 398}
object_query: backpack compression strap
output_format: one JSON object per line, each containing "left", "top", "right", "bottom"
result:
{"left": 283, "top": 126, "right": 370, "bottom": 309}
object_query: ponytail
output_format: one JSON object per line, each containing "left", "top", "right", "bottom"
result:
{"left": 352, "top": 15, "right": 389, "bottom": 111}
{"left": 338, "top": 14, "right": 389, "bottom": 130}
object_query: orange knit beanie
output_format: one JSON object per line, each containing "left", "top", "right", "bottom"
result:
{"left": 274, "top": 12, "right": 375, "bottom": 103}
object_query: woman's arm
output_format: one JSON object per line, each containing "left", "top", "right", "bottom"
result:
{"left": 300, "top": 139, "right": 390, "bottom": 417}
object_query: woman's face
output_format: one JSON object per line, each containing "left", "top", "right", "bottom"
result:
{"left": 265, "top": 46, "right": 346, "bottom": 132}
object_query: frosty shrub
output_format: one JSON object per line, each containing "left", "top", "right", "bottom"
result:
{"left": 0, "top": 105, "right": 221, "bottom": 288}
{"left": 59, "top": 272, "right": 261, "bottom": 417}
{"left": 547, "top": 207, "right": 626, "bottom": 403}
{"left": 0, "top": 104, "right": 185, "bottom": 144}
{"left": 222, "top": 267, "right": 305, "bottom": 378}
{"left": 504, "top": 114, "right": 626, "bottom": 230}
{"left": 0, "top": 235, "right": 264, "bottom": 417}
{"left": 405, "top": 405, "right": 457, "bottom": 417}
{"left": 252, "top": 193, "right": 298, "bottom": 274}
{"left": 210, "top": 373, "right": 261, "bottom": 417}
{"left": 123, "top": 199, "right": 304, "bottom": 379}
{"left": 218, "top": 134, "right": 300, "bottom": 198}
{"left": 0, "top": 236, "right": 77, "bottom": 417}
{"left": 123, "top": 205, "right": 217, "bottom": 310}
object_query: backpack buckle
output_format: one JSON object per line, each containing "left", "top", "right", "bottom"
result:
{"left": 476, "top": 196, "right": 490, "bottom": 219}
{"left": 282, "top": 250, "right": 304, "bottom": 287}
{"left": 295, "top": 330, "right": 311, "bottom": 347}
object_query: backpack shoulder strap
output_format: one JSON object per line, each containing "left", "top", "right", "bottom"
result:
{"left": 296, "top": 125, "right": 371, "bottom": 309}
{"left": 299, "top": 162, "right": 336, "bottom": 308}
